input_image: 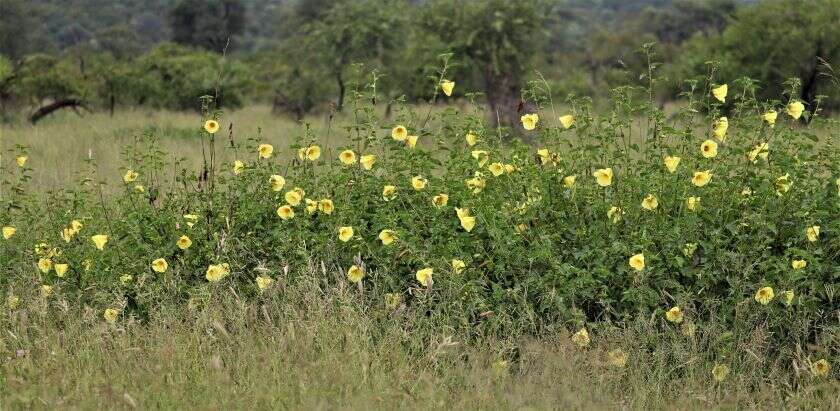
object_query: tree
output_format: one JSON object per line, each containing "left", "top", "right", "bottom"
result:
{"left": 0, "top": 0, "right": 36, "bottom": 58}
{"left": 422, "top": 0, "right": 545, "bottom": 131}
{"left": 170, "top": 0, "right": 247, "bottom": 53}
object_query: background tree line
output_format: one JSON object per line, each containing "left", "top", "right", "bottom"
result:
{"left": 1, "top": 0, "right": 838, "bottom": 125}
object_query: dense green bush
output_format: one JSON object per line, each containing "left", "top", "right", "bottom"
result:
{"left": 1, "top": 68, "right": 838, "bottom": 374}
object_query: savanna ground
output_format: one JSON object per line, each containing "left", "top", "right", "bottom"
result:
{"left": 2, "top": 100, "right": 839, "bottom": 409}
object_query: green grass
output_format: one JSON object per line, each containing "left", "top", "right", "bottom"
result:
{"left": 3, "top": 274, "right": 837, "bottom": 410}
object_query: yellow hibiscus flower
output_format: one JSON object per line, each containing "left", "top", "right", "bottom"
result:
{"left": 16, "top": 156, "right": 28, "bottom": 167}
{"left": 692, "top": 170, "right": 712, "bottom": 187}
{"left": 593, "top": 168, "right": 613, "bottom": 187}
{"left": 762, "top": 110, "right": 777, "bottom": 126}
{"left": 411, "top": 176, "right": 427, "bottom": 191}
{"left": 629, "top": 253, "right": 645, "bottom": 271}
{"left": 641, "top": 194, "right": 659, "bottom": 211}
{"left": 277, "top": 205, "right": 295, "bottom": 220}
{"left": 607, "top": 206, "right": 623, "bottom": 223}
{"left": 285, "top": 189, "right": 302, "bottom": 206}
{"left": 339, "top": 149, "right": 357, "bottom": 165}
{"left": 338, "top": 226, "right": 354, "bottom": 242}
{"left": 559, "top": 114, "right": 575, "bottom": 129}
{"left": 360, "top": 154, "right": 376, "bottom": 170}
{"left": 269, "top": 175, "right": 286, "bottom": 192}
{"left": 432, "top": 193, "right": 449, "bottom": 208}
{"left": 465, "top": 132, "right": 478, "bottom": 146}
{"left": 563, "top": 175, "right": 577, "bottom": 188}
{"left": 347, "top": 265, "right": 364, "bottom": 283}
{"left": 665, "top": 306, "right": 684, "bottom": 324}
{"left": 104, "top": 308, "right": 120, "bottom": 324}
{"left": 123, "top": 169, "right": 139, "bottom": 183}
{"left": 571, "top": 328, "right": 590, "bottom": 348}
{"left": 754, "top": 286, "right": 774, "bottom": 305}
{"left": 258, "top": 143, "right": 274, "bottom": 159}
{"left": 415, "top": 268, "right": 434, "bottom": 287}
{"left": 700, "top": 139, "right": 718, "bottom": 158}
{"left": 91, "top": 234, "right": 109, "bottom": 250}
{"left": 151, "top": 258, "right": 168, "bottom": 273}
{"left": 177, "top": 235, "right": 192, "bottom": 250}
{"left": 685, "top": 196, "right": 701, "bottom": 211}
{"left": 791, "top": 259, "right": 807, "bottom": 270}
{"left": 440, "top": 80, "right": 455, "bottom": 96}
{"left": 712, "top": 84, "right": 727, "bottom": 102}
{"left": 391, "top": 125, "right": 408, "bottom": 141}
{"left": 664, "top": 156, "right": 680, "bottom": 173}
{"left": 382, "top": 185, "right": 397, "bottom": 201}
{"left": 206, "top": 263, "right": 230, "bottom": 282}
{"left": 2, "top": 226, "right": 16, "bottom": 240}
{"left": 256, "top": 276, "right": 274, "bottom": 291}
{"left": 520, "top": 113, "right": 539, "bottom": 130}
{"left": 488, "top": 162, "right": 505, "bottom": 177}
{"left": 204, "top": 119, "right": 220, "bottom": 134}
{"left": 806, "top": 225, "right": 820, "bottom": 242}
{"left": 378, "top": 229, "right": 396, "bottom": 246}
{"left": 786, "top": 101, "right": 805, "bottom": 119}
{"left": 451, "top": 259, "right": 466, "bottom": 274}
{"left": 318, "top": 199, "right": 334, "bottom": 215}
{"left": 233, "top": 160, "right": 245, "bottom": 175}
{"left": 713, "top": 117, "right": 728, "bottom": 141}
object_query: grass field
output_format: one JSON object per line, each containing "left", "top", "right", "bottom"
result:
{"left": 2, "top": 102, "right": 839, "bottom": 409}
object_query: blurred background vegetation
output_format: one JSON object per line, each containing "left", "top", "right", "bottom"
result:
{"left": 1, "top": 0, "right": 839, "bottom": 125}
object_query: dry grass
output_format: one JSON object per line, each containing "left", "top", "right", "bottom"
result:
{"left": 2, "top": 275, "right": 837, "bottom": 410}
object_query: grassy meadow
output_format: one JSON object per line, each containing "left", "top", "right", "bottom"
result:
{"left": 2, "top": 82, "right": 840, "bottom": 410}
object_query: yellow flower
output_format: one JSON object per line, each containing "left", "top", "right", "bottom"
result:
{"left": 16, "top": 156, "right": 28, "bottom": 167}
{"left": 204, "top": 119, "right": 220, "bottom": 134}
{"left": 456, "top": 207, "right": 471, "bottom": 219}
{"left": 440, "top": 80, "right": 455, "bottom": 96}
{"left": 378, "top": 229, "right": 396, "bottom": 246}
{"left": 786, "top": 101, "right": 805, "bottom": 119}
{"left": 300, "top": 145, "right": 321, "bottom": 161}
{"left": 488, "top": 162, "right": 505, "bottom": 177}
{"left": 683, "top": 243, "right": 697, "bottom": 257}
{"left": 91, "top": 234, "right": 109, "bottom": 250}
{"left": 754, "top": 286, "right": 774, "bottom": 305}
{"left": 782, "top": 290, "right": 794, "bottom": 306}
{"left": 432, "top": 193, "right": 449, "bottom": 208}
{"left": 384, "top": 293, "right": 401, "bottom": 310}
{"left": 54, "top": 263, "right": 69, "bottom": 277}
{"left": 256, "top": 276, "right": 273, "bottom": 291}
{"left": 339, "top": 149, "right": 357, "bottom": 165}
{"left": 305, "top": 199, "right": 318, "bottom": 214}
{"left": 712, "top": 84, "right": 727, "bottom": 103}
{"left": 665, "top": 306, "right": 684, "bottom": 324}
{"left": 206, "top": 263, "right": 230, "bottom": 282}
{"left": 664, "top": 156, "right": 680, "bottom": 173}
{"left": 692, "top": 170, "right": 712, "bottom": 187}
{"left": 276, "top": 205, "right": 295, "bottom": 220}
{"left": 269, "top": 175, "right": 286, "bottom": 192}
{"left": 747, "top": 142, "right": 769, "bottom": 163}
{"left": 360, "top": 154, "right": 376, "bottom": 170}
{"left": 2, "top": 226, "right": 16, "bottom": 240}
{"left": 465, "top": 175, "right": 486, "bottom": 194}
{"left": 811, "top": 359, "right": 830, "bottom": 377}
{"left": 151, "top": 258, "right": 168, "bottom": 273}
{"left": 83, "top": 259, "right": 92, "bottom": 271}
{"left": 471, "top": 150, "right": 490, "bottom": 167}
{"left": 411, "top": 176, "right": 427, "bottom": 191}
{"left": 712, "top": 364, "right": 730, "bottom": 382}
{"left": 686, "top": 196, "right": 701, "bottom": 211}
{"left": 104, "top": 308, "right": 120, "bottom": 324}
{"left": 593, "top": 168, "right": 613, "bottom": 187}
{"left": 415, "top": 268, "right": 434, "bottom": 287}
{"left": 629, "top": 253, "right": 645, "bottom": 271}
{"left": 571, "top": 328, "right": 590, "bottom": 348}
{"left": 504, "top": 164, "right": 515, "bottom": 174}
{"left": 177, "top": 235, "right": 192, "bottom": 250}
{"left": 258, "top": 143, "right": 274, "bottom": 159}
{"left": 40, "top": 284, "right": 53, "bottom": 298}
{"left": 338, "top": 226, "right": 354, "bottom": 242}
{"left": 563, "top": 175, "right": 577, "bottom": 188}
{"left": 806, "top": 225, "right": 820, "bottom": 242}
{"left": 520, "top": 113, "right": 539, "bottom": 130}
{"left": 123, "top": 169, "right": 139, "bottom": 183}
{"left": 608, "top": 349, "right": 628, "bottom": 367}
{"left": 607, "top": 206, "right": 623, "bottom": 224}
{"left": 465, "top": 132, "right": 478, "bottom": 146}
{"left": 559, "top": 114, "right": 575, "bottom": 129}
{"left": 641, "top": 194, "right": 659, "bottom": 211}
{"left": 120, "top": 274, "right": 133, "bottom": 285}
{"left": 537, "top": 148, "right": 552, "bottom": 165}
{"left": 405, "top": 135, "right": 419, "bottom": 149}
{"left": 712, "top": 117, "right": 728, "bottom": 140}
{"left": 134, "top": 184, "right": 145, "bottom": 193}
{"left": 184, "top": 214, "right": 199, "bottom": 228}
{"left": 700, "top": 139, "right": 718, "bottom": 158}
{"left": 382, "top": 185, "right": 397, "bottom": 201}
{"left": 762, "top": 110, "right": 777, "bottom": 126}
{"left": 791, "top": 259, "right": 807, "bottom": 270}
{"left": 7, "top": 294, "right": 21, "bottom": 310}
{"left": 70, "top": 220, "right": 83, "bottom": 233}
{"left": 456, "top": 208, "right": 476, "bottom": 232}
{"left": 318, "top": 199, "right": 334, "bottom": 215}
{"left": 391, "top": 125, "right": 408, "bottom": 141}
{"left": 346, "top": 265, "right": 364, "bottom": 283}
{"left": 773, "top": 173, "right": 792, "bottom": 196}
{"left": 38, "top": 258, "right": 53, "bottom": 274}
{"left": 61, "top": 228, "right": 76, "bottom": 243}
{"left": 285, "top": 190, "right": 302, "bottom": 206}
{"left": 451, "top": 259, "right": 466, "bottom": 274}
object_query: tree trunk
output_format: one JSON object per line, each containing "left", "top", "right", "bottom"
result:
{"left": 335, "top": 70, "right": 345, "bottom": 112}
{"left": 483, "top": 68, "right": 531, "bottom": 135}
{"left": 799, "top": 40, "right": 823, "bottom": 123}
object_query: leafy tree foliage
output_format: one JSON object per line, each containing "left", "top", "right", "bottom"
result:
{"left": 170, "top": 0, "right": 247, "bottom": 52}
